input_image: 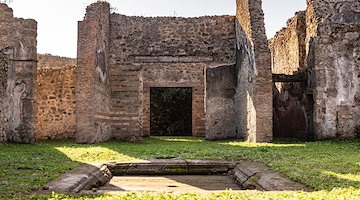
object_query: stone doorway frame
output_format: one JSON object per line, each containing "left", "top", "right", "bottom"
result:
{"left": 142, "top": 83, "right": 205, "bottom": 137}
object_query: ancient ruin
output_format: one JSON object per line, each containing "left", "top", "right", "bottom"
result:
{"left": 271, "top": 0, "right": 360, "bottom": 140}
{"left": 0, "top": 3, "right": 37, "bottom": 143}
{"left": 0, "top": 0, "right": 359, "bottom": 144}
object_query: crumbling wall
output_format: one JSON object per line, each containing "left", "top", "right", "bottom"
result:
{"left": 77, "top": 2, "right": 112, "bottom": 143}
{"left": 269, "top": 12, "right": 310, "bottom": 140}
{"left": 109, "top": 14, "right": 236, "bottom": 140}
{"left": 35, "top": 54, "right": 76, "bottom": 140}
{"left": 306, "top": 0, "right": 360, "bottom": 139}
{"left": 308, "top": 0, "right": 360, "bottom": 24}
{"left": 109, "top": 15, "right": 235, "bottom": 65}
{"left": 312, "top": 24, "right": 360, "bottom": 139}
{"left": 0, "top": 3, "right": 37, "bottom": 143}
{"left": 235, "top": 0, "right": 273, "bottom": 142}
{"left": 270, "top": 12, "right": 307, "bottom": 75}
{"left": 0, "top": 50, "right": 9, "bottom": 142}
{"left": 270, "top": 0, "right": 360, "bottom": 140}
{"left": 206, "top": 64, "right": 236, "bottom": 140}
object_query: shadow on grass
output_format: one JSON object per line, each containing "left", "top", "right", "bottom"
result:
{"left": 54, "top": 137, "right": 360, "bottom": 190}
{"left": 1, "top": 137, "right": 359, "bottom": 199}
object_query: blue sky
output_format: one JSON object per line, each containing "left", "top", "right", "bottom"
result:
{"left": 8, "top": 0, "right": 306, "bottom": 58}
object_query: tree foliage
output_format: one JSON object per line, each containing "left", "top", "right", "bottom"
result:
{"left": 150, "top": 87, "right": 192, "bottom": 136}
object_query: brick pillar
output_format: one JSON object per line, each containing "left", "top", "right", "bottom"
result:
{"left": 236, "top": 0, "right": 273, "bottom": 142}
{"left": 76, "top": 2, "right": 111, "bottom": 143}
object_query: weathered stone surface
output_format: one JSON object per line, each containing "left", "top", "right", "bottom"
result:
{"left": 206, "top": 64, "right": 237, "bottom": 140}
{"left": 236, "top": 0, "right": 273, "bottom": 142}
{"left": 35, "top": 54, "right": 76, "bottom": 140}
{"left": 312, "top": 23, "right": 360, "bottom": 139}
{"left": 41, "top": 164, "right": 112, "bottom": 194}
{"left": 44, "top": 160, "right": 310, "bottom": 194}
{"left": 186, "top": 160, "right": 235, "bottom": 174}
{"left": 0, "top": 49, "right": 9, "bottom": 142}
{"left": 110, "top": 159, "right": 235, "bottom": 176}
{"left": 0, "top": 3, "right": 37, "bottom": 143}
{"left": 89, "top": 175, "right": 242, "bottom": 193}
{"left": 76, "top": 2, "right": 242, "bottom": 142}
{"left": 109, "top": 15, "right": 236, "bottom": 65}
{"left": 112, "top": 159, "right": 188, "bottom": 175}
{"left": 76, "top": 2, "right": 112, "bottom": 143}
{"left": 270, "top": 0, "right": 360, "bottom": 140}
{"left": 234, "top": 161, "right": 311, "bottom": 191}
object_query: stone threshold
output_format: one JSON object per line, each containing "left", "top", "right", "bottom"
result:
{"left": 39, "top": 158, "right": 312, "bottom": 194}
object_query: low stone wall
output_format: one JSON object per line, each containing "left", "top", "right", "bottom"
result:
{"left": 35, "top": 54, "right": 76, "bottom": 139}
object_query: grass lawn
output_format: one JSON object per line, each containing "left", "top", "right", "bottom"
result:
{"left": 0, "top": 137, "right": 359, "bottom": 199}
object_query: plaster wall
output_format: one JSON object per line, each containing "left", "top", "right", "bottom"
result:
{"left": 0, "top": 3, "right": 37, "bottom": 143}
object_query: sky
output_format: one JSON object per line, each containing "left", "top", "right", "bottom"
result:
{"left": 6, "top": 0, "right": 306, "bottom": 58}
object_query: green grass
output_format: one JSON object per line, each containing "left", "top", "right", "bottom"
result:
{"left": 0, "top": 137, "right": 359, "bottom": 199}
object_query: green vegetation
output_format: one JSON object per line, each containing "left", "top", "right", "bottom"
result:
{"left": 0, "top": 137, "right": 359, "bottom": 199}
{"left": 150, "top": 88, "right": 192, "bottom": 136}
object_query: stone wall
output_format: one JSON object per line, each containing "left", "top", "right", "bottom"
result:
{"left": 142, "top": 63, "right": 206, "bottom": 138}
{"left": 270, "top": 12, "right": 307, "bottom": 75}
{"left": 206, "top": 64, "right": 236, "bottom": 140}
{"left": 109, "top": 13, "right": 236, "bottom": 140}
{"left": 76, "top": 1, "right": 275, "bottom": 143}
{"left": 235, "top": 0, "right": 273, "bottom": 142}
{"left": 308, "top": 0, "right": 360, "bottom": 24}
{"left": 308, "top": 0, "right": 360, "bottom": 139}
{"left": 109, "top": 15, "right": 236, "bottom": 65}
{"left": 35, "top": 54, "right": 76, "bottom": 140}
{"left": 77, "top": 2, "right": 112, "bottom": 143}
{"left": 0, "top": 3, "right": 37, "bottom": 143}
{"left": 269, "top": 12, "right": 310, "bottom": 140}
{"left": 0, "top": 50, "right": 9, "bottom": 142}
{"left": 270, "top": 0, "right": 360, "bottom": 140}
{"left": 312, "top": 24, "right": 360, "bottom": 139}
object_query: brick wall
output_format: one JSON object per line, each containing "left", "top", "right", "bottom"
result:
{"left": 109, "top": 13, "right": 235, "bottom": 140}
{"left": 0, "top": 3, "right": 37, "bottom": 143}
{"left": 109, "top": 65, "right": 143, "bottom": 141}
{"left": 77, "top": 1, "right": 276, "bottom": 143}
{"left": 235, "top": 0, "right": 273, "bottom": 142}
{"left": 35, "top": 54, "right": 76, "bottom": 140}
{"left": 76, "top": 2, "right": 112, "bottom": 143}
{"left": 142, "top": 63, "right": 206, "bottom": 137}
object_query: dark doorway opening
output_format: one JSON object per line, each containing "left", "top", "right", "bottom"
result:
{"left": 150, "top": 87, "right": 192, "bottom": 136}
{"left": 272, "top": 73, "right": 314, "bottom": 141}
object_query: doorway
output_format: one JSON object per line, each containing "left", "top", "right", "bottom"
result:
{"left": 150, "top": 87, "right": 192, "bottom": 136}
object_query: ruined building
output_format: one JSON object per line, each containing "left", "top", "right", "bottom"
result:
{"left": 0, "top": 0, "right": 359, "bottom": 144}
{"left": 271, "top": 0, "right": 360, "bottom": 140}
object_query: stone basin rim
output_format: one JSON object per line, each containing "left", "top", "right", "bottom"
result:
{"left": 40, "top": 159, "right": 313, "bottom": 194}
